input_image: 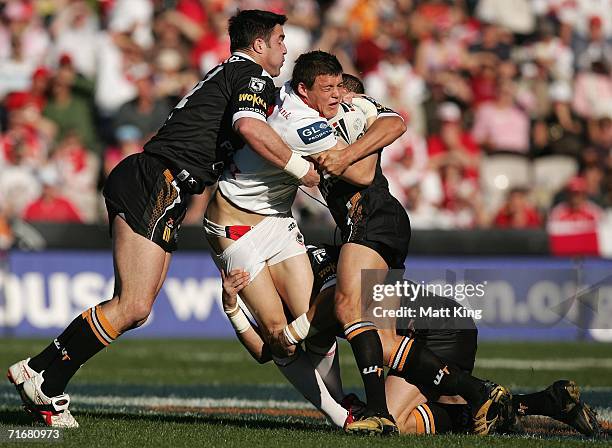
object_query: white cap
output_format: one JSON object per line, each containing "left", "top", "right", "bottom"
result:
{"left": 437, "top": 102, "right": 461, "bottom": 122}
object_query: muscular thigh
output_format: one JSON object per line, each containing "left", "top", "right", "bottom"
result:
{"left": 335, "top": 243, "right": 389, "bottom": 322}
{"left": 237, "top": 264, "right": 289, "bottom": 340}
{"left": 268, "top": 253, "right": 313, "bottom": 319}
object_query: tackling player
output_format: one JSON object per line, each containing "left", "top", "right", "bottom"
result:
{"left": 221, "top": 246, "right": 601, "bottom": 438}
{"left": 272, "top": 66, "right": 515, "bottom": 435}
{"left": 6, "top": 9, "right": 319, "bottom": 428}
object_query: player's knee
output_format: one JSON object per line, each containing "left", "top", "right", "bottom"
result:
{"left": 121, "top": 297, "right": 154, "bottom": 329}
{"left": 334, "top": 291, "right": 358, "bottom": 323}
{"left": 264, "top": 327, "right": 296, "bottom": 358}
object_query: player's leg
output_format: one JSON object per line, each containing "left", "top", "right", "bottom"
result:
{"left": 239, "top": 264, "right": 348, "bottom": 428}
{"left": 335, "top": 243, "right": 397, "bottom": 433}
{"left": 269, "top": 255, "right": 348, "bottom": 406}
{"left": 508, "top": 380, "right": 601, "bottom": 436}
{"left": 37, "top": 218, "right": 168, "bottom": 391}
{"left": 8, "top": 154, "right": 183, "bottom": 427}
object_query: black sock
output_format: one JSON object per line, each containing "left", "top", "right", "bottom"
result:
{"left": 28, "top": 316, "right": 84, "bottom": 372}
{"left": 513, "top": 391, "right": 559, "bottom": 417}
{"left": 388, "top": 337, "right": 484, "bottom": 406}
{"left": 41, "top": 305, "right": 120, "bottom": 396}
{"left": 437, "top": 403, "right": 472, "bottom": 433}
{"left": 410, "top": 403, "right": 453, "bottom": 434}
{"left": 344, "top": 321, "right": 388, "bottom": 415}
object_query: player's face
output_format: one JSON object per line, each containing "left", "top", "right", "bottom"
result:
{"left": 261, "top": 25, "right": 287, "bottom": 77}
{"left": 302, "top": 74, "right": 343, "bottom": 119}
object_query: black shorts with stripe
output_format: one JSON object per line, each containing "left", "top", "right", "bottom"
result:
{"left": 340, "top": 188, "right": 411, "bottom": 269}
{"left": 103, "top": 153, "right": 190, "bottom": 252}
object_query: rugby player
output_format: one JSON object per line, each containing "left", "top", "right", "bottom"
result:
{"left": 270, "top": 67, "right": 515, "bottom": 435}
{"left": 6, "top": 9, "right": 319, "bottom": 428}
{"left": 203, "top": 53, "right": 406, "bottom": 429}
{"left": 221, "top": 245, "right": 601, "bottom": 437}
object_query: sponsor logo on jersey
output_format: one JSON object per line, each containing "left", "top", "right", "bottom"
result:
{"left": 249, "top": 77, "right": 266, "bottom": 93}
{"left": 297, "top": 121, "right": 332, "bottom": 144}
{"left": 238, "top": 93, "right": 267, "bottom": 109}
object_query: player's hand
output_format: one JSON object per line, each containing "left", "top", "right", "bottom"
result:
{"left": 270, "top": 328, "right": 296, "bottom": 355}
{"left": 317, "top": 150, "right": 352, "bottom": 176}
{"left": 299, "top": 163, "right": 320, "bottom": 187}
{"left": 342, "top": 91, "right": 356, "bottom": 103}
{"left": 221, "top": 269, "right": 250, "bottom": 312}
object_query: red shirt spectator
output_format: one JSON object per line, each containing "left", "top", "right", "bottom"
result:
{"left": 493, "top": 188, "right": 542, "bottom": 228}
{"left": 548, "top": 177, "right": 603, "bottom": 256}
{"left": 428, "top": 102, "right": 481, "bottom": 179}
{"left": 22, "top": 168, "right": 82, "bottom": 223}
{"left": 23, "top": 195, "right": 82, "bottom": 223}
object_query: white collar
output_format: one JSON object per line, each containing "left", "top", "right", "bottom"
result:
{"left": 232, "top": 51, "right": 272, "bottom": 78}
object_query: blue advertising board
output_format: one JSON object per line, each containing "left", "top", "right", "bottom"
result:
{"left": 1, "top": 251, "right": 611, "bottom": 341}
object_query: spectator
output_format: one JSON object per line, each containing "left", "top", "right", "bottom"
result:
{"left": 575, "top": 15, "right": 612, "bottom": 72}
{"left": 548, "top": 176, "right": 603, "bottom": 256}
{"left": 493, "top": 187, "right": 542, "bottom": 228}
{"left": 472, "top": 80, "right": 530, "bottom": 154}
{"left": 572, "top": 60, "right": 612, "bottom": 121}
{"left": 531, "top": 81, "right": 586, "bottom": 160}
{"left": 49, "top": 133, "right": 100, "bottom": 222}
{"left": 364, "top": 44, "right": 426, "bottom": 134}
{"left": 113, "top": 68, "right": 171, "bottom": 141}
{"left": 49, "top": 0, "right": 99, "bottom": 79}
{"left": 1, "top": 92, "right": 55, "bottom": 168}
{"left": 381, "top": 123, "right": 429, "bottom": 207}
{"left": 104, "top": 125, "right": 143, "bottom": 178}
{"left": 22, "top": 166, "right": 82, "bottom": 223}
{"left": 428, "top": 102, "right": 481, "bottom": 179}
{"left": 43, "top": 56, "right": 98, "bottom": 154}
{"left": 437, "top": 160, "right": 485, "bottom": 228}
{"left": 405, "top": 184, "right": 447, "bottom": 229}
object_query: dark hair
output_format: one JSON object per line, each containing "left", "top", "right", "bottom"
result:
{"left": 228, "top": 10, "right": 287, "bottom": 52}
{"left": 290, "top": 51, "right": 343, "bottom": 91}
{"left": 342, "top": 73, "right": 364, "bottom": 94}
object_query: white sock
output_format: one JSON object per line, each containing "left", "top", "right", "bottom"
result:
{"left": 273, "top": 346, "right": 348, "bottom": 428}
{"left": 305, "top": 338, "right": 345, "bottom": 403}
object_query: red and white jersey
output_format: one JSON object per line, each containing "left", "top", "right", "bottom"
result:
{"left": 218, "top": 82, "right": 337, "bottom": 214}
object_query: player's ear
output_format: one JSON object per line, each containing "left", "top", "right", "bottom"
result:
{"left": 296, "top": 82, "right": 309, "bottom": 98}
{"left": 253, "top": 37, "right": 266, "bottom": 54}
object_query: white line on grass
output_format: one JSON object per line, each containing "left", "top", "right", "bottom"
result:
{"left": 475, "top": 358, "right": 612, "bottom": 370}
{"left": 72, "top": 395, "right": 316, "bottom": 410}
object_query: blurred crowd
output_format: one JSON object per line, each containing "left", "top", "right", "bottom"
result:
{"left": 0, "top": 0, "right": 611, "bottom": 249}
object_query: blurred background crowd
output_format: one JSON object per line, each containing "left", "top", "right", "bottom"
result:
{"left": 0, "top": 0, "right": 611, "bottom": 250}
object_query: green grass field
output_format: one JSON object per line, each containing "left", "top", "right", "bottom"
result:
{"left": 0, "top": 339, "right": 610, "bottom": 447}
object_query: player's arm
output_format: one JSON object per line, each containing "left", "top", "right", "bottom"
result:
{"left": 230, "top": 70, "right": 319, "bottom": 187}
{"left": 221, "top": 269, "right": 272, "bottom": 364}
{"left": 318, "top": 96, "right": 406, "bottom": 176}
{"left": 311, "top": 147, "right": 377, "bottom": 187}
{"left": 282, "top": 116, "right": 374, "bottom": 186}
{"left": 234, "top": 118, "right": 317, "bottom": 187}
{"left": 280, "top": 286, "right": 340, "bottom": 347}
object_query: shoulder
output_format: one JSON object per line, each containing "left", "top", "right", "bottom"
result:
{"left": 226, "top": 55, "right": 274, "bottom": 86}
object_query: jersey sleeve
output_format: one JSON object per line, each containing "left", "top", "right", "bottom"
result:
{"left": 284, "top": 117, "right": 337, "bottom": 156}
{"left": 352, "top": 95, "right": 402, "bottom": 121}
{"left": 230, "top": 64, "right": 276, "bottom": 125}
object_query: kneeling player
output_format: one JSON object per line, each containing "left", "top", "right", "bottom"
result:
{"left": 221, "top": 245, "right": 601, "bottom": 437}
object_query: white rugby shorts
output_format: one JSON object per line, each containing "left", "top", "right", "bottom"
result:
{"left": 205, "top": 215, "right": 307, "bottom": 281}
